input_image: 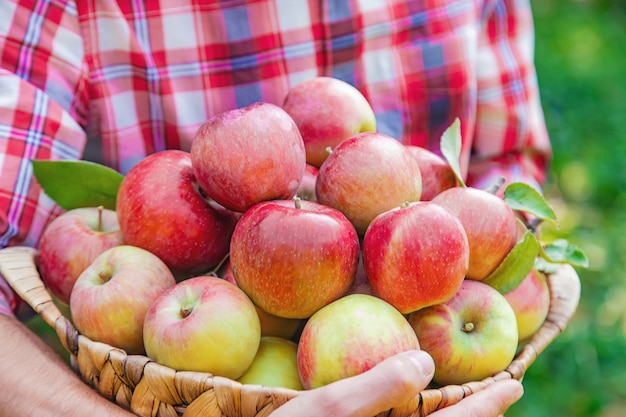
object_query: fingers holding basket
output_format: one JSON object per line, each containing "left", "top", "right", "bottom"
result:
{"left": 431, "top": 379, "right": 524, "bottom": 417}
{"left": 268, "top": 349, "right": 435, "bottom": 417}
{"left": 268, "top": 349, "right": 523, "bottom": 417}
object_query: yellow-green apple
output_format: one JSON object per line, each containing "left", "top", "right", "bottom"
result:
{"left": 143, "top": 275, "right": 261, "bottom": 379}
{"left": 237, "top": 336, "right": 304, "bottom": 390}
{"left": 295, "top": 164, "right": 319, "bottom": 202}
{"left": 503, "top": 269, "right": 550, "bottom": 343}
{"left": 38, "top": 207, "right": 124, "bottom": 305}
{"left": 281, "top": 76, "right": 377, "bottom": 168}
{"left": 190, "top": 102, "right": 306, "bottom": 213}
{"left": 230, "top": 198, "right": 359, "bottom": 319}
{"left": 297, "top": 293, "right": 420, "bottom": 389}
{"left": 316, "top": 132, "right": 422, "bottom": 235}
{"left": 432, "top": 187, "right": 518, "bottom": 280}
{"left": 221, "top": 260, "right": 304, "bottom": 341}
{"left": 362, "top": 201, "right": 469, "bottom": 314}
{"left": 116, "top": 150, "right": 239, "bottom": 277}
{"left": 408, "top": 279, "right": 519, "bottom": 386}
{"left": 69, "top": 245, "right": 176, "bottom": 354}
{"left": 406, "top": 145, "right": 457, "bottom": 200}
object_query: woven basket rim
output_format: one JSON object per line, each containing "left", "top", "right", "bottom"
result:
{"left": 0, "top": 246, "right": 581, "bottom": 417}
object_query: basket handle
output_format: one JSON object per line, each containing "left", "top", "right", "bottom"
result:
{"left": 0, "top": 246, "right": 79, "bottom": 355}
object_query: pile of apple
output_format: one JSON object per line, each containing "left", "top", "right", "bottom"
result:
{"left": 37, "top": 77, "right": 554, "bottom": 392}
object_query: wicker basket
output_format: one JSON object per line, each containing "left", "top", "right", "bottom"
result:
{"left": 0, "top": 245, "right": 581, "bottom": 417}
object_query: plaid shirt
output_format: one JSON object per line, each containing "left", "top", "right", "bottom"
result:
{"left": 0, "top": 0, "right": 551, "bottom": 316}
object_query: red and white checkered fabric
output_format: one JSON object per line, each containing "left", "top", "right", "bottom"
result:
{"left": 0, "top": 0, "right": 552, "bottom": 315}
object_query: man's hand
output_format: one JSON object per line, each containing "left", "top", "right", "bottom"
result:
{"left": 0, "top": 314, "right": 137, "bottom": 417}
{"left": 269, "top": 350, "right": 523, "bottom": 417}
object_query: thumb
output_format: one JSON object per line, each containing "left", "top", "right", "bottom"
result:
{"left": 349, "top": 349, "right": 435, "bottom": 414}
{"left": 270, "top": 350, "right": 435, "bottom": 417}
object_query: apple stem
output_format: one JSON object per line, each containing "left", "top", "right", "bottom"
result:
{"left": 486, "top": 176, "right": 506, "bottom": 195}
{"left": 98, "top": 270, "right": 112, "bottom": 283}
{"left": 293, "top": 196, "right": 302, "bottom": 210}
{"left": 208, "top": 253, "right": 230, "bottom": 277}
{"left": 97, "top": 205, "right": 104, "bottom": 232}
{"left": 461, "top": 322, "right": 475, "bottom": 333}
{"left": 180, "top": 305, "right": 193, "bottom": 319}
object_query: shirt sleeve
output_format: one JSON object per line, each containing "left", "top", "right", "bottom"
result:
{"left": 0, "top": 277, "right": 17, "bottom": 317}
{"left": 0, "top": 0, "right": 89, "bottom": 316}
{"left": 467, "top": 0, "right": 552, "bottom": 194}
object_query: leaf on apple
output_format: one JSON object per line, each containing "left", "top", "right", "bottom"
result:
{"left": 533, "top": 257, "right": 561, "bottom": 274}
{"left": 503, "top": 182, "right": 558, "bottom": 227}
{"left": 31, "top": 160, "right": 124, "bottom": 210}
{"left": 439, "top": 118, "right": 466, "bottom": 188}
{"left": 482, "top": 225, "right": 540, "bottom": 294}
{"left": 538, "top": 239, "right": 590, "bottom": 268}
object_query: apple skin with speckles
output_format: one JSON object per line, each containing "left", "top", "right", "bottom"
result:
{"left": 316, "top": 132, "right": 422, "bottom": 235}
{"left": 504, "top": 269, "right": 551, "bottom": 343}
{"left": 230, "top": 198, "right": 359, "bottom": 320}
{"left": 143, "top": 275, "right": 261, "bottom": 380}
{"left": 70, "top": 245, "right": 176, "bottom": 355}
{"left": 116, "top": 149, "right": 239, "bottom": 277}
{"left": 282, "top": 76, "right": 377, "bottom": 168}
{"left": 191, "top": 102, "right": 306, "bottom": 213}
{"left": 432, "top": 187, "right": 518, "bottom": 281}
{"left": 406, "top": 145, "right": 457, "bottom": 201}
{"left": 408, "top": 279, "right": 519, "bottom": 386}
{"left": 38, "top": 207, "right": 124, "bottom": 305}
{"left": 297, "top": 294, "right": 420, "bottom": 390}
{"left": 362, "top": 201, "right": 469, "bottom": 314}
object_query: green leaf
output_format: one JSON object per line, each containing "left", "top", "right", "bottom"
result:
{"left": 31, "top": 160, "right": 124, "bottom": 211}
{"left": 539, "top": 239, "right": 590, "bottom": 268}
{"left": 439, "top": 118, "right": 465, "bottom": 187}
{"left": 533, "top": 257, "right": 561, "bottom": 275}
{"left": 503, "top": 182, "right": 558, "bottom": 226}
{"left": 482, "top": 224, "right": 540, "bottom": 294}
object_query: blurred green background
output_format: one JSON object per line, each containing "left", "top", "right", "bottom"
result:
{"left": 24, "top": 0, "right": 626, "bottom": 415}
{"left": 508, "top": 0, "right": 626, "bottom": 416}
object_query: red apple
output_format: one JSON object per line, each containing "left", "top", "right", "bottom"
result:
{"left": 432, "top": 187, "right": 518, "bottom": 280}
{"left": 316, "top": 132, "right": 422, "bottom": 235}
{"left": 281, "top": 76, "right": 377, "bottom": 168}
{"left": 230, "top": 198, "right": 360, "bottom": 319}
{"left": 406, "top": 145, "right": 457, "bottom": 200}
{"left": 116, "top": 150, "right": 239, "bottom": 276}
{"left": 503, "top": 269, "right": 551, "bottom": 343}
{"left": 69, "top": 245, "right": 176, "bottom": 354}
{"left": 38, "top": 207, "right": 124, "bottom": 305}
{"left": 297, "top": 293, "right": 420, "bottom": 389}
{"left": 408, "top": 279, "right": 519, "bottom": 385}
{"left": 190, "top": 102, "right": 306, "bottom": 213}
{"left": 221, "top": 259, "right": 304, "bottom": 340}
{"left": 143, "top": 275, "right": 261, "bottom": 379}
{"left": 362, "top": 201, "right": 469, "bottom": 314}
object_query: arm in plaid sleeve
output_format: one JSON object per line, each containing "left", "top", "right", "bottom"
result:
{"left": 467, "top": 0, "right": 552, "bottom": 192}
{"left": 0, "top": 0, "right": 89, "bottom": 316}
{"left": 0, "top": 3, "right": 139, "bottom": 415}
